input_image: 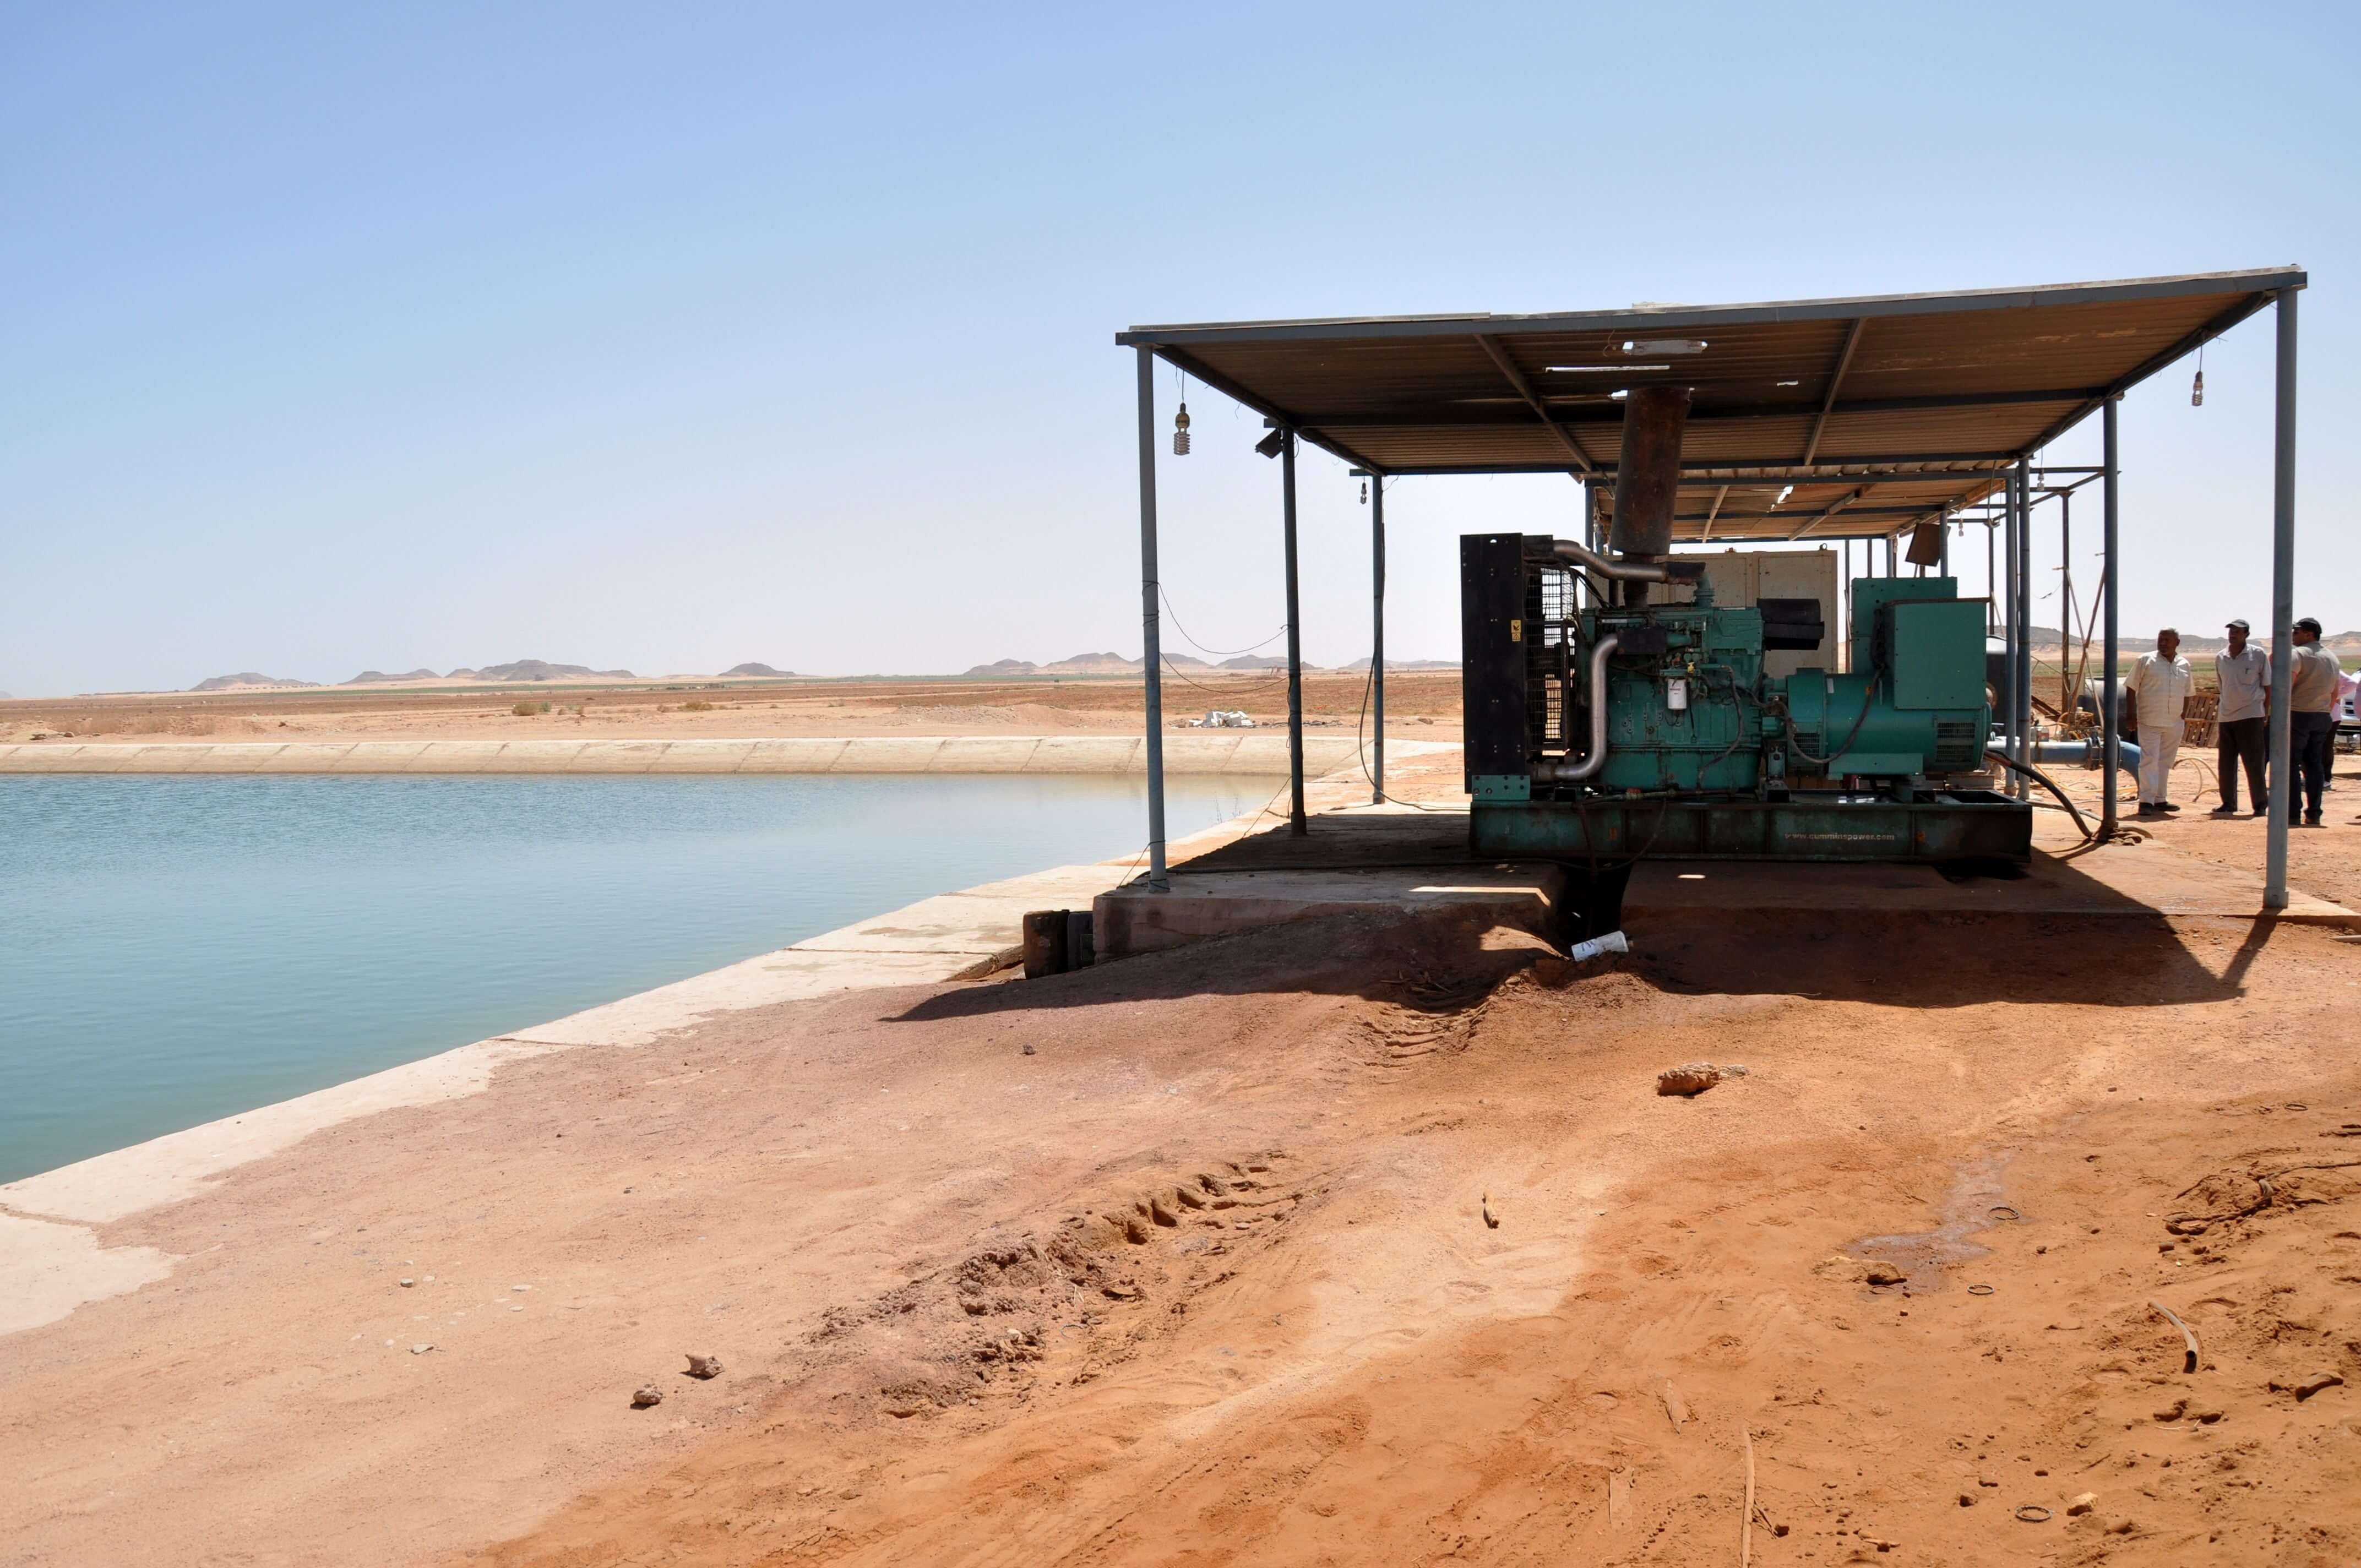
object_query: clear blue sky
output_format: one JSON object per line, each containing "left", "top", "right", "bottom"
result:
{"left": 4, "top": 2, "right": 2353, "bottom": 696}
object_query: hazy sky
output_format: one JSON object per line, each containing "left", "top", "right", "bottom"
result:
{"left": 5, "top": 3, "right": 2354, "bottom": 697}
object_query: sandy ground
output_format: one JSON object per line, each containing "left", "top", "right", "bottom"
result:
{"left": 6, "top": 764, "right": 2360, "bottom": 1564}
{"left": 2033, "top": 748, "right": 2361, "bottom": 918}
{"left": 0, "top": 672, "right": 1459, "bottom": 747}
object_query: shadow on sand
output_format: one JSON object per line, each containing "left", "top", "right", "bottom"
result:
{"left": 889, "top": 895, "right": 2273, "bottom": 1029}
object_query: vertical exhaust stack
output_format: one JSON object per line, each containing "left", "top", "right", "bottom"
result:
{"left": 1608, "top": 385, "right": 1693, "bottom": 604}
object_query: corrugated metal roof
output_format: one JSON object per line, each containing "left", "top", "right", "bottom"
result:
{"left": 1119, "top": 268, "right": 2302, "bottom": 541}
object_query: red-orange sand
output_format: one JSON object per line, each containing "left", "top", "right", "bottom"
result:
{"left": 8, "top": 895, "right": 2358, "bottom": 1567}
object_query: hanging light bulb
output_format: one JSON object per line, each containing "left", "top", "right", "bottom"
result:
{"left": 2191, "top": 368, "right": 2204, "bottom": 407}
{"left": 1172, "top": 401, "right": 1190, "bottom": 455}
{"left": 1360, "top": 480, "right": 1368, "bottom": 504}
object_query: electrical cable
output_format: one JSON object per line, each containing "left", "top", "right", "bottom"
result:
{"left": 1983, "top": 749, "right": 2098, "bottom": 842}
{"left": 1353, "top": 652, "right": 1457, "bottom": 812}
{"left": 1156, "top": 585, "right": 1288, "bottom": 659}
{"left": 1158, "top": 656, "right": 1289, "bottom": 701}
{"left": 1787, "top": 668, "right": 1883, "bottom": 768}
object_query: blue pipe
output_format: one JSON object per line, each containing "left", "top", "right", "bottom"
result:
{"left": 2031, "top": 738, "right": 2141, "bottom": 770}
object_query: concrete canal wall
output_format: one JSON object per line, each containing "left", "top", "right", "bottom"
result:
{"left": 0, "top": 733, "right": 1368, "bottom": 775}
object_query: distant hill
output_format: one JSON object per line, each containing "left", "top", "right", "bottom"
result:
{"left": 962, "top": 651, "right": 1222, "bottom": 677}
{"left": 470, "top": 660, "right": 635, "bottom": 682}
{"left": 344, "top": 668, "right": 440, "bottom": 685}
{"left": 1042, "top": 651, "right": 1142, "bottom": 674}
{"left": 2000, "top": 626, "right": 2361, "bottom": 656}
{"left": 722, "top": 662, "right": 793, "bottom": 677}
{"left": 190, "top": 672, "right": 318, "bottom": 692}
{"left": 1336, "top": 657, "right": 1459, "bottom": 671}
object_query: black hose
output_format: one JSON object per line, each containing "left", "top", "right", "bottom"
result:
{"left": 1984, "top": 749, "right": 2096, "bottom": 842}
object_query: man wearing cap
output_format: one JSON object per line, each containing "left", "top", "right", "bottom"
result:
{"left": 2287, "top": 617, "right": 2340, "bottom": 827}
{"left": 2125, "top": 628, "right": 2193, "bottom": 817}
{"left": 2212, "top": 618, "right": 2271, "bottom": 816}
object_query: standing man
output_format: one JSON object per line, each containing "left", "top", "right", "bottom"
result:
{"left": 2212, "top": 618, "right": 2271, "bottom": 816}
{"left": 2287, "top": 617, "right": 2340, "bottom": 828}
{"left": 2332, "top": 663, "right": 2358, "bottom": 790}
{"left": 2125, "top": 628, "right": 2193, "bottom": 817}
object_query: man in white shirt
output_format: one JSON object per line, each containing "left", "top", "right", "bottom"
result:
{"left": 2212, "top": 618, "right": 2270, "bottom": 816}
{"left": 2125, "top": 628, "right": 2193, "bottom": 817}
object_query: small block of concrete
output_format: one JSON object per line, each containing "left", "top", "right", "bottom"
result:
{"left": 632, "top": 1384, "right": 665, "bottom": 1408}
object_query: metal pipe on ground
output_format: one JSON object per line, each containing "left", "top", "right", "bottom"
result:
{"left": 2032, "top": 738, "right": 2142, "bottom": 770}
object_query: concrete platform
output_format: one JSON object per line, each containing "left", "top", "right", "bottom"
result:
{"left": 1094, "top": 861, "right": 1565, "bottom": 960}
{"left": 1088, "top": 797, "right": 2355, "bottom": 960}
{"left": 1625, "top": 810, "right": 2356, "bottom": 923}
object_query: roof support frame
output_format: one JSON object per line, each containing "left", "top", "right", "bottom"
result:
{"left": 1293, "top": 386, "right": 2112, "bottom": 431}
{"left": 1801, "top": 318, "right": 1867, "bottom": 465}
{"left": 1144, "top": 344, "right": 1388, "bottom": 475}
{"left": 1117, "top": 268, "right": 2307, "bottom": 349}
{"left": 1349, "top": 451, "right": 2023, "bottom": 478}
{"left": 2022, "top": 289, "right": 2282, "bottom": 458}
{"left": 1471, "top": 334, "right": 1596, "bottom": 472}
{"left": 1787, "top": 486, "right": 1870, "bottom": 541}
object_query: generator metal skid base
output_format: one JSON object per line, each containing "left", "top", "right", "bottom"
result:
{"left": 1469, "top": 790, "right": 2033, "bottom": 864}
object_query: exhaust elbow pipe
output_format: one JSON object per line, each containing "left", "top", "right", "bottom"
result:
{"left": 1531, "top": 634, "right": 1620, "bottom": 783}
{"left": 1551, "top": 538, "right": 1704, "bottom": 585}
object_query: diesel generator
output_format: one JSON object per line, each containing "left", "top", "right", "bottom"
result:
{"left": 1460, "top": 394, "right": 2031, "bottom": 864}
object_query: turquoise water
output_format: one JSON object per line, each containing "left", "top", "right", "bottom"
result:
{"left": 0, "top": 772, "right": 1276, "bottom": 1184}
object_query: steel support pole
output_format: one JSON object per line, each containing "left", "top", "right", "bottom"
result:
{"left": 1370, "top": 475, "right": 1386, "bottom": 805}
{"left": 2265, "top": 287, "right": 2298, "bottom": 907}
{"left": 1133, "top": 347, "right": 1169, "bottom": 890}
{"left": 2002, "top": 470, "right": 2020, "bottom": 794}
{"left": 1985, "top": 520, "right": 1997, "bottom": 634}
{"left": 2101, "top": 397, "right": 2121, "bottom": 837}
{"left": 2058, "top": 491, "right": 2071, "bottom": 712}
{"left": 2016, "top": 459, "right": 2034, "bottom": 797}
{"left": 1842, "top": 539, "right": 1851, "bottom": 669}
{"left": 1282, "top": 429, "right": 1307, "bottom": 835}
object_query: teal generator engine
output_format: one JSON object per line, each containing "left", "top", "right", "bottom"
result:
{"left": 1460, "top": 532, "right": 2032, "bottom": 863}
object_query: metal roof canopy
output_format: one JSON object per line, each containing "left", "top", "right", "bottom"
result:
{"left": 1115, "top": 268, "right": 2306, "bottom": 913}
{"left": 1119, "top": 268, "right": 2303, "bottom": 542}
